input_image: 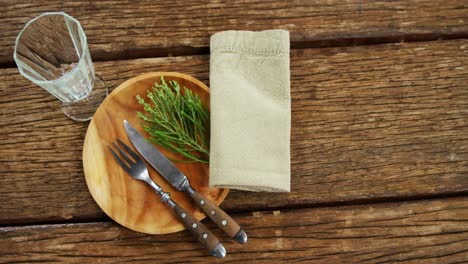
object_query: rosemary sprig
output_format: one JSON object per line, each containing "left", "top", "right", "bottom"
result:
{"left": 136, "top": 76, "right": 210, "bottom": 163}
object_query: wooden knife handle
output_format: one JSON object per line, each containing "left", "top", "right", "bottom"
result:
{"left": 189, "top": 190, "right": 247, "bottom": 244}
{"left": 171, "top": 201, "right": 226, "bottom": 258}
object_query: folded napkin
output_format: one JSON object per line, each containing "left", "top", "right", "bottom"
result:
{"left": 209, "top": 30, "right": 291, "bottom": 192}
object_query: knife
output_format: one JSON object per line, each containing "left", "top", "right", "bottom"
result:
{"left": 124, "top": 120, "right": 247, "bottom": 244}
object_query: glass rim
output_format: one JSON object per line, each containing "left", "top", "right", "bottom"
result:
{"left": 13, "top": 11, "right": 89, "bottom": 85}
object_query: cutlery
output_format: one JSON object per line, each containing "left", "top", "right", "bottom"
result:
{"left": 108, "top": 139, "right": 226, "bottom": 258}
{"left": 124, "top": 120, "right": 247, "bottom": 244}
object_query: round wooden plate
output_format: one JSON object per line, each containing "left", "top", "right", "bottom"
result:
{"left": 83, "top": 72, "right": 229, "bottom": 234}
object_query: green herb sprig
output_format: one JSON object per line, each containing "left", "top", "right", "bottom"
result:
{"left": 136, "top": 76, "right": 209, "bottom": 163}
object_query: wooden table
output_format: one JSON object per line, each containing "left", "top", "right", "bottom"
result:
{"left": 1, "top": 1, "right": 467, "bottom": 263}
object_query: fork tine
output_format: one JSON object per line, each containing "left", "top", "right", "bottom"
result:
{"left": 108, "top": 145, "right": 131, "bottom": 172}
{"left": 112, "top": 141, "right": 134, "bottom": 165}
{"left": 117, "top": 139, "right": 141, "bottom": 162}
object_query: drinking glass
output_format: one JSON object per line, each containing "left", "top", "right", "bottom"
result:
{"left": 13, "top": 12, "right": 107, "bottom": 121}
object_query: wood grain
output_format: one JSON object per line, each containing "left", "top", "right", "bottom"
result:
{"left": 83, "top": 72, "right": 228, "bottom": 234}
{"left": 1, "top": 40, "right": 468, "bottom": 224}
{"left": 1, "top": 0, "right": 468, "bottom": 64}
{"left": 1, "top": 197, "right": 467, "bottom": 263}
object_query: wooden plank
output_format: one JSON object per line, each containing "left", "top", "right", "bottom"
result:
{"left": 1, "top": 39, "right": 467, "bottom": 224}
{"left": 1, "top": 0, "right": 468, "bottom": 64}
{"left": 1, "top": 197, "right": 467, "bottom": 263}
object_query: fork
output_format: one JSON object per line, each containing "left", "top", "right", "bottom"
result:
{"left": 109, "top": 139, "right": 226, "bottom": 258}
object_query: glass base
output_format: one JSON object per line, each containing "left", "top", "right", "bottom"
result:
{"left": 60, "top": 75, "right": 108, "bottom": 121}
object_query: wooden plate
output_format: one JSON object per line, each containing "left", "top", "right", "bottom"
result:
{"left": 83, "top": 72, "right": 229, "bottom": 234}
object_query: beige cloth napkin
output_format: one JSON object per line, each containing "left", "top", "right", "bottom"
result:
{"left": 209, "top": 30, "right": 291, "bottom": 192}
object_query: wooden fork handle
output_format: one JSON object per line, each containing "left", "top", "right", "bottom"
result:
{"left": 170, "top": 201, "right": 226, "bottom": 258}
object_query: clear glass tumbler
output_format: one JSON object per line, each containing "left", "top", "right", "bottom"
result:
{"left": 13, "top": 12, "right": 107, "bottom": 121}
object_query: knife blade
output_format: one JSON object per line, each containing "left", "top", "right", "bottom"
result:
{"left": 124, "top": 120, "right": 247, "bottom": 244}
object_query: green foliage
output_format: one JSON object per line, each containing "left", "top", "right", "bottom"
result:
{"left": 136, "top": 76, "right": 209, "bottom": 163}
